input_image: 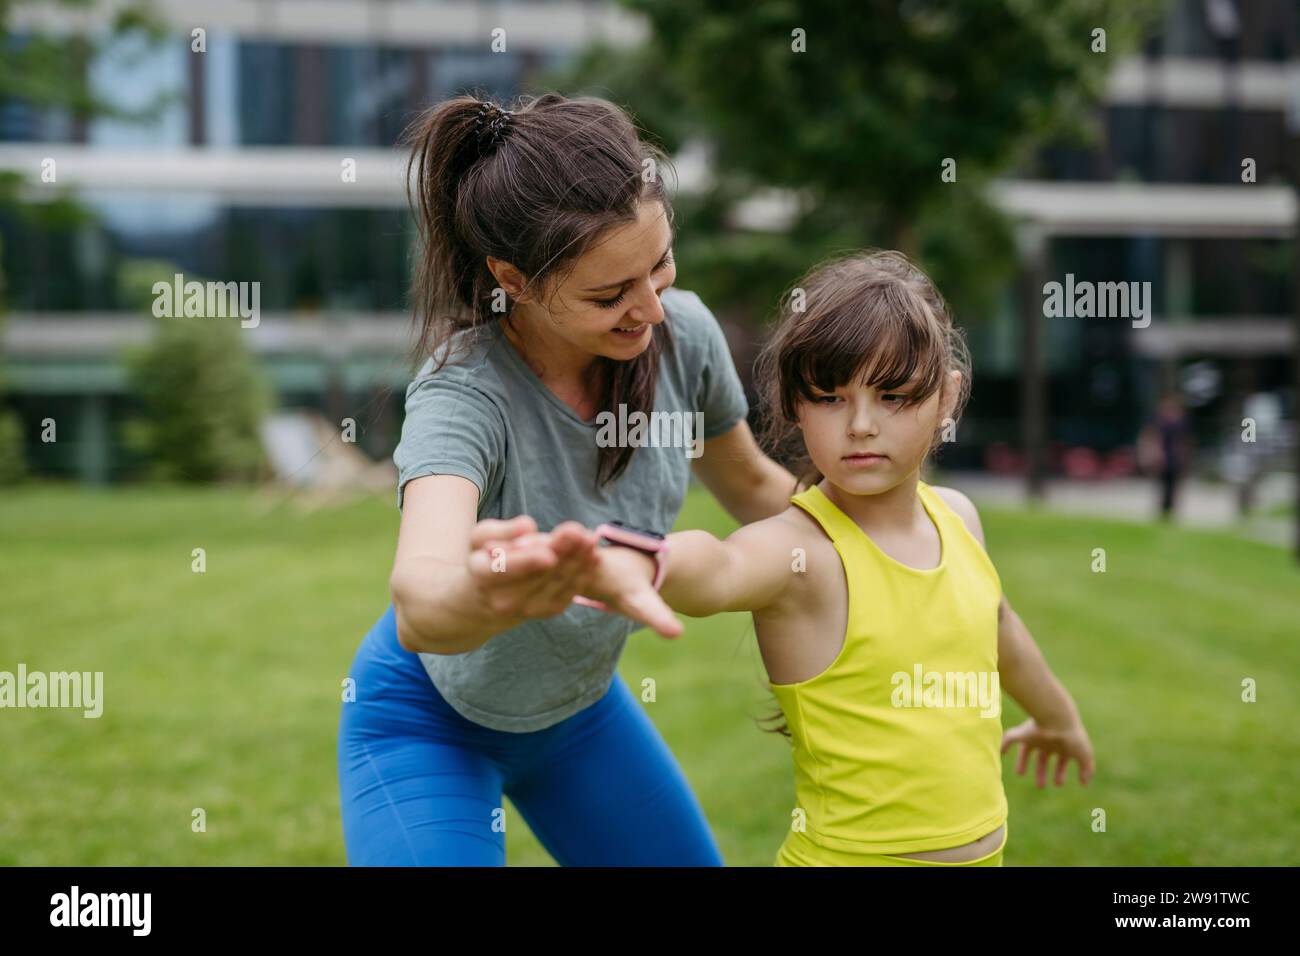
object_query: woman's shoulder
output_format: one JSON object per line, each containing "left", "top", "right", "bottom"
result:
{"left": 661, "top": 285, "right": 710, "bottom": 320}
{"left": 406, "top": 326, "right": 508, "bottom": 398}
{"left": 659, "top": 287, "right": 743, "bottom": 408}
{"left": 398, "top": 330, "right": 516, "bottom": 445}
{"left": 661, "top": 286, "right": 727, "bottom": 352}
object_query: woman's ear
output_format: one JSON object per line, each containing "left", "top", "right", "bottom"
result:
{"left": 485, "top": 256, "right": 532, "bottom": 303}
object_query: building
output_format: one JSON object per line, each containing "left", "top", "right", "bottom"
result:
{"left": 0, "top": 0, "right": 1295, "bottom": 484}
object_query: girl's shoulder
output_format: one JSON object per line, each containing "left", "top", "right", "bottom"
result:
{"left": 729, "top": 499, "right": 835, "bottom": 550}
{"left": 926, "top": 484, "right": 988, "bottom": 551}
{"left": 730, "top": 501, "right": 841, "bottom": 608}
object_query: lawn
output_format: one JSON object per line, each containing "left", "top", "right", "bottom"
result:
{"left": 1, "top": 480, "right": 1297, "bottom": 865}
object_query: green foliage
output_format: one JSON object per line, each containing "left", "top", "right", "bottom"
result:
{"left": 0, "top": 0, "right": 167, "bottom": 118}
{"left": 551, "top": 0, "right": 1163, "bottom": 328}
{"left": 0, "top": 406, "right": 25, "bottom": 483}
{"left": 0, "top": 0, "right": 165, "bottom": 484}
{"left": 124, "top": 312, "right": 272, "bottom": 483}
{"left": 0, "top": 226, "right": 24, "bottom": 483}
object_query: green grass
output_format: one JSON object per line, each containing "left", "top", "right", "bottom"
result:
{"left": 1, "top": 481, "right": 1297, "bottom": 865}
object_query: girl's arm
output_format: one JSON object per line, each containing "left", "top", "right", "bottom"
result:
{"left": 524, "top": 512, "right": 804, "bottom": 622}
{"left": 934, "top": 485, "right": 1096, "bottom": 787}
{"left": 996, "top": 598, "right": 1084, "bottom": 729}
{"left": 996, "top": 596, "right": 1096, "bottom": 787}
{"left": 659, "top": 515, "right": 803, "bottom": 616}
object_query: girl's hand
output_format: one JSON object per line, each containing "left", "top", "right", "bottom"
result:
{"left": 465, "top": 516, "right": 601, "bottom": 623}
{"left": 1001, "top": 718, "right": 1096, "bottom": 788}
{"left": 572, "top": 544, "right": 684, "bottom": 640}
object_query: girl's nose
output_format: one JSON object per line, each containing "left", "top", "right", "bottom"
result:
{"left": 848, "top": 404, "right": 878, "bottom": 437}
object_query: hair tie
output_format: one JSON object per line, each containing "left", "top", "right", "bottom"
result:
{"left": 473, "top": 100, "right": 514, "bottom": 154}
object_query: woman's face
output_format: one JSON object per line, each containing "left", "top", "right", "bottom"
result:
{"left": 795, "top": 366, "right": 961, "bottom": 495}
{"left": 492, "top": 199, "right": 677, "bottom": 363}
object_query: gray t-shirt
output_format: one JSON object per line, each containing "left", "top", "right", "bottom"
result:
{"left": 393, "top": 286, "right": 749, "bottom": 732}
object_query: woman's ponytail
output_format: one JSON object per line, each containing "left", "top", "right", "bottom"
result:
{"left": 401, "top": 91, "right": 677, "bottom": 486}
{"left": 402, "top": 96, "right": 492, "bottom": 363}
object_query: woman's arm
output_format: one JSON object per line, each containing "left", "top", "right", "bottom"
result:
{"left": 692, "top": 420, "right": 797, "bottom": 524}
{"left": 390, "top": 474, "right": 604, "bottom": 654}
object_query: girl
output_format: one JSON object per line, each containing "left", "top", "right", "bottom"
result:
{"left": 516, "top": 249, "right": 1097, "bottom": 866}
{"left": 336, "top": 92, "right": 795, "bottom": 866}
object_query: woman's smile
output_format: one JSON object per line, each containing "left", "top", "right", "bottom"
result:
{"left": 609, "top": 323, "right": 650, "bottom": 341}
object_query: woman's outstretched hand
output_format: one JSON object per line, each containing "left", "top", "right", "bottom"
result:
{"left": 465, "top": 516, "right": 600, "bottom": 623}
{"left": 467, "top": 517, "right": 682, "bottom": 639}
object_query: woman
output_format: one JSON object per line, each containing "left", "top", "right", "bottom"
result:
{"left": 336, "top": 92, "right": 793, "bottom": 866}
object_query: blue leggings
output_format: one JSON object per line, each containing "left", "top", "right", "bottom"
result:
{"left": 337, "top": 606, "right": 724, "bottom": 866}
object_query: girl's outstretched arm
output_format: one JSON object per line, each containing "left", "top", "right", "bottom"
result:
{"left": 657, "top": 513, "right": 805, "bottom": 616}
{"left": 496, "top": 511, "right": 805, "bottom": 623}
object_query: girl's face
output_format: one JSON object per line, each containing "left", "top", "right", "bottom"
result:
{"left": 796, "top": 366, "right": 961, "bottom": 495}
{"left": 494, "top": 199, "right": 677, "bottom": 363}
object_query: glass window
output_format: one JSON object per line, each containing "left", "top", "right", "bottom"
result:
{"left": 0, "top": 201, "right": 411, "bottom": 313}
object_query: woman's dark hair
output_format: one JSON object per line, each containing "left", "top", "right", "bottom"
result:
{"left": 751, "top": 249, "right": 972, "bottom": 738}
{"left": 403, "top": 91, "right": 675, "bottom": 486}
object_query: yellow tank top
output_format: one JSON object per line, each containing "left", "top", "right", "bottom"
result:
{"left": 770, "top": 478, "right": 1007, "bottom": 856}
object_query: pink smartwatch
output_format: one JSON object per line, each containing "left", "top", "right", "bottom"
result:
{"left": 572, "top": 521, "right": 669, "bottom": 612}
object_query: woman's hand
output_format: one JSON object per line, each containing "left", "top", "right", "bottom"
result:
{"left": 1001, "top": 717, "right": 1096, "bottom": 788}
{"left": 464, "top": 516, "right": 601, "bottom": 623}
{"left": 470, "top": 521, "right": 683, "bottom": 639}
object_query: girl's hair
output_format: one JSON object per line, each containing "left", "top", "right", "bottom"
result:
{"left": 402, "top": 91, "right": 675, "bottom": 486}
{"left": 751, "top": 249, "right": 972, "bottom": 738}
{"left": 754, "top": 249, "right": 972, "bottom": 491}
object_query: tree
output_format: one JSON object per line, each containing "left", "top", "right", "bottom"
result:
{"left": 0, "top": 0, "right": 164, "bottom": 482}
{"left": 117, "top": 260, "right": 271, "bottom": 483}
{"left": 550, "top": 0, "right": 1163, "bottom": 328}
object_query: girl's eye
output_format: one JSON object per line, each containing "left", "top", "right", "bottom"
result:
{"left": 883, "top": 394, "right": 904, "bottom": 403}
{"left": 814, "top": 394, "right": 840, "bottom": 404}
